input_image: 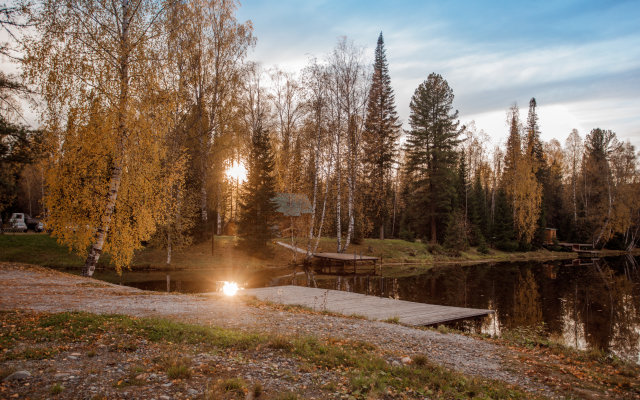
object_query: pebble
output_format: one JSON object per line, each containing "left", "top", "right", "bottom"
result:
{"left": 159, "top": 396, "right": 171, "bottom": 400}
{"left": 162, "top": 382, "right": 173, "bottom": 387}
{"left": 401, "top": 356, "right": 412, "bottom": 364}
{"left": 3, "top": 371, "right": 31, "bottom": 381}
{"left": 67, "top": 355, "right": 78, "bottom": 360}
{"left": 187, "top": 388, "right": 198, "bottom": 395}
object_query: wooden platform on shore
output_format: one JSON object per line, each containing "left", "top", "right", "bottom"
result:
{"left": 313, "top": 252, "right": 379, "bottom": 262}
{"left": 243, "top": 285, "right": 494, "bottom": 326}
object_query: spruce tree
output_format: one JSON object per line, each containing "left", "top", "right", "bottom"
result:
{"left": 492, "top": 187, "right": 516, "bottom": 250}
{"left": 525, "top": 97, "right": 548, "bottom": 247}
{"left": 238, "top": 122, "right": 278, "bottom": 256}
{"left": 405, "top": 73, "right": 461, "bottom": 243}
{"left": 362, "top": 32, "right": 401, "bottom": 239}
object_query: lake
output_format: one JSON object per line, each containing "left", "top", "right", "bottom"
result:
{"left": 85, "top": 256, "right": 640, "bottom": 363}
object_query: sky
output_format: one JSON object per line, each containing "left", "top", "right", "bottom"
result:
{"left": 236, "top": 0, "right": 640, "bottom": 148}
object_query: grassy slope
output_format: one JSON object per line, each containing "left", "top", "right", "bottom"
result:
{"left": 1, "top": 233, "right": 633, "bottom": 272}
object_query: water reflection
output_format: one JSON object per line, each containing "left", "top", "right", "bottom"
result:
{"left": 86, "top": 256, "right": 640, "bottom": 363}
{"left": 278, "top": 257, "right": 640, "bottom": 363}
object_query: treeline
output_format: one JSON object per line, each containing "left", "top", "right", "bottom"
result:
{"left": 2, "top": 0, "right": 639, "bottom": 275}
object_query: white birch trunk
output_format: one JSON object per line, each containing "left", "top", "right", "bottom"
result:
{"left": 82, "top": 0, "right": 130, "bottom": 277}
{"left": 313, "top": 154, "right": 332, "bottom": 254}
{"left": 166, "top": 229, "right": 172, "bottom": 265}
{"left": 335, "top": 138, "right": 342, "bottom": 253}
{"left": 306, "top": 134, "right": 321, "bottom": 258}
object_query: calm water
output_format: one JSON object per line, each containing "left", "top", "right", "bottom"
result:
{"left": 87, "top": 256, "right": 640, "bottom": 363}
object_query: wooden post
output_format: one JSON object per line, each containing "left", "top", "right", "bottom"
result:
{"left": 353, "top": 252, "right": 357, "bottom": 274}
{"left": 166, "top": 274, "right": 170, "bottom": 292}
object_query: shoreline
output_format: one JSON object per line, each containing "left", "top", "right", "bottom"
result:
{"left": 1, "top": 262, "right": 638, "bottom": 399}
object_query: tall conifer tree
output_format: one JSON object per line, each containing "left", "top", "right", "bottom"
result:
{"left": 362, "top": 32, "right": 401, "bottom": 239}
{"left": 405, "top": 73, "right": 461, "bottom": 243}
{"left": 238, "top": 122, "right": 278, "bottom": 255}
{"left": 525, "top": 97, "right": 548, "bottom": 246}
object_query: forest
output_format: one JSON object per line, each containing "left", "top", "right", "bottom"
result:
{"left": 1, "top": 0, "right": 639, "bottom": 276}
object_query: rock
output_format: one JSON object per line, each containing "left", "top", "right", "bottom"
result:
{"left": 391, "top": 360, "right": 401, "bottom": 367}
{"left": 187, "top": 388, "right": 198, "bottom": 395}
{"left": 3, "top": 371, "right": 31, "bottom": 381}
{"left": 162, "top": 382, "right": 172, "bottom": 387}
{"left": 70, "top": 352, "right": 81, "bottom": 356}
{"left": 67, "top": 356, "right": 78, "bottom": 360}
{"left": 401, "top": 356, "right": 412, "bottom": 364}
{"left": 53, "top": 373, "right": 69, "bottom": 379}
{"left": 159, "top": 396, "right": 171, "bottom": 400}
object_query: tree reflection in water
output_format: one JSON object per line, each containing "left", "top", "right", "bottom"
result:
{"left": 290, "top": 257, "right": 640, "bottom": 363}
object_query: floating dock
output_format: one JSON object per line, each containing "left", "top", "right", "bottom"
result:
{"left": 243, "top": 285, "right": 494, "bottom": 326}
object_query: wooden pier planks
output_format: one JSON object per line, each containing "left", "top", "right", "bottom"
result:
{"left": 243, "top": 285, "right": 493, "bottom": 326}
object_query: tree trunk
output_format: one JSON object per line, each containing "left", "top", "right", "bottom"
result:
{"left": 335, "top": 140, "right": 342, "bottom": 253}
{"left": 307, "top": 143, "right": 320, "bottom": 258}
{"left": 82, "top": 161, "right": 123, "bottom": 276}
{"left": 82, "top": 1, "right": 130, "bottom": 277}
{"left": 313, "top": 155, "right": 332, "bottom": 254}
{"left": 166, "top": 230, "right": 172, "bottom": 265}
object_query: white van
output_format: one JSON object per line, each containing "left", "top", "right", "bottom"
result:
{"left": 8, "top": 213, "right": 28, "bottom": 232}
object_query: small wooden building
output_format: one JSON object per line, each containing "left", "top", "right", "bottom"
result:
{"left": 272, "top": 193, "right": 313, "bottom": 236}
{"left": 543, "top": 228, "right": 557, "bottom": 245}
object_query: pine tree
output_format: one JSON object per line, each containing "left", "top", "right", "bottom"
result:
{"left": 362, "top": 32, "right": 401, "bottom": 240}
{"left": 405, "top": 73, "right": 461, "bottom": 243}
{"left": 525, "top": 97, "right": 548, "bottom": 247}
{"left": 238, "top": 122, "right": 278, "bottom": 256}
{"left": 492, "top": 187, "right": 516, "bottom": 250}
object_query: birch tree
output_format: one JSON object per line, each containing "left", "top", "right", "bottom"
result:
{"left": 327, "top": 37, "right": 368, "bottom": 252}
{"left": 301, "top": 59, "right": 332, "bottom": 256}
{"left": 177, "top": 0, "right": 254, "bottom": 231}
{"left": 24, "top": 0, "right": 176, "bottom": 275}
{"left": 565, "top": 129, "right": 583, "bottom": 225}
{"left": 271, "top": 68, "right": 303, "bottom": 192}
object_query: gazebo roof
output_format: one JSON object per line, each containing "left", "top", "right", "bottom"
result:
{"left": 273, "top": 193, "right": 313, "bottom": 217}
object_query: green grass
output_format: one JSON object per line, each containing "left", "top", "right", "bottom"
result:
{"left": 222, "top": 377, "right": 246, "bottom": 393}
{"left": 1, "top": 310, "right": 532, "bottom": 399}
{"left": 49, "top": 383, "right": 64, "bottom": 395}
{"left": 0, "top": 234, "right": 97, "bottom": 268}
{"left": 383, "top": 316, "right": 400, "bottom": 324}
{"left": 1, "top": 233, "right": 601, "bottom": 281}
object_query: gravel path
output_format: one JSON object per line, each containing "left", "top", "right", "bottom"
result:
{"left": 0, "top": 263, "right": 554, "bottom": 396}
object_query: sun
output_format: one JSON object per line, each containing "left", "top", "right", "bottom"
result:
{"left": 225, "top": 161, "right": 247, "bottom": 183}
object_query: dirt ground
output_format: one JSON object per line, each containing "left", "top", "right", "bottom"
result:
{"left": 1, "top": 263, "right": 638, "bottom": 399}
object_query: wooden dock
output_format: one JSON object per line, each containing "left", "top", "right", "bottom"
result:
{"left": 276, "top": 241, "right": 380, "bottom": 274}
{"left": 556, "top": 242, "right": 601, "bottom": 257}
{"left": 243, "top": 285, "right": 494, "bottom": 326}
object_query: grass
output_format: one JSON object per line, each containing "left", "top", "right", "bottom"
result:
{"left": 2, "top": 346, "right": 58, "bottom": 360}
{"left": 222, "top": 377, "right": 246, "bottom": 393}
{"left": 49, "top": 383, "right": 64, "bottom": 395}
{"left": 1, "top": 233, "right": 606, "bottom": 275}
{"left": 0, "top": 234, "right": 101, "bottom": 268}
{"left": 0, "top": 310, "right": 532, "bottom": 399}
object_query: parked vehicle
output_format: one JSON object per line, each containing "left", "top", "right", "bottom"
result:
{"left": 8, "top": 213, "right": 28, "bottom": 232}
{"left": 25, "top": 215, "right": 44, "bottom": 232}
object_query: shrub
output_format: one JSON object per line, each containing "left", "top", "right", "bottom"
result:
{"left": 399, "top": 228, "right": 415, "bottom": 242}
